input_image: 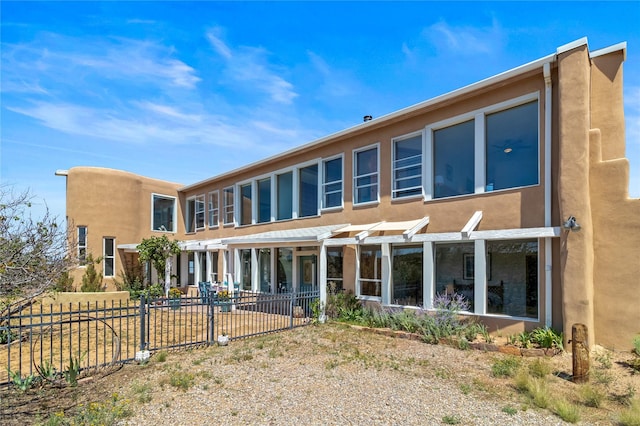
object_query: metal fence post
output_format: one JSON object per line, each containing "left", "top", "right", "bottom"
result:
{"left": 139, "top": 294, "right": 146, "bottom": 351}
{"left": 208, "top": 293, "right": 214, "bottom": 345}
{"left": 289, "top": 291, "right": 294, "bottom": 329}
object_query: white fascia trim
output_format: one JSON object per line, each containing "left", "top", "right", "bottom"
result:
{"left": 179, "top": 51, "right": 557, "bottom": 193}
{"left": 557, "top": 37, "right": 589, "bottom": 55}
{"left": 117, "top": 243, "right": 139, "bottom": 252}
{"left": 461, "top": 211, "right": 483, "bottom": 239}
{"left": 590, "top": 41, "right": 627, "bottom": 61}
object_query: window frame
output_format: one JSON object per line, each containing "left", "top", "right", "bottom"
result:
{"left": 238, "top": 181, "right": 253, "bottom": 226}
{"left": 257, "top": 177, "right": 272, "bottom": 224}
{"left": 321, "top": 154, "right": 343, "bottom": 211}
{"left": 392, "top": 131, "right": 424, "bottom": 200}
{"left": 424, "top": 92, "right": 540, "bottom": 201}
{"left": 208, "top": 190, "right": 219, "bottom": 228}
{"left": 353, "top": 143, "right": 380, "bottom": 206}
{"left": 103, "top": 237, "right": 115, "bottom": 277}
{"left": 357, "top": 244, "right": 382, "bottom": 300}
{"left": 298, "top": 163, "right": 319, "bottom": 218}
{"left": 195, "top": 194, "right": 205, "bottom": 231}
{"left": 223, "top": 186, "right": 235, "bottom": 226}
{"left": 77, "top": 226, "right": 87, "bottom": 265}
{"left": 151, "top": 193, "right": 177, "bottom": 233}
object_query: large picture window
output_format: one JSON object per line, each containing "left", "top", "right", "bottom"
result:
{"left": 433, "top": 120, "right": 474, "bottom": 198}
{"left": 486, "top": 239, "right": 538, "bottom": 318}
{"left": 152, "top": 194, "right": 176, "bottom": 232}
{"left": 354, "top": 146, "right": 379, "bottom": 204}
{"left": 393, "top": 134, "right": 422, "bottom": 199}
{"left": 435, "top": 242, "right": 475, "bottom": 311}
{"left": 223, "top": 186, "right": 234, "bottom": 225}
{"left": 277, "top": 172, "right": 293, "bottom": 221}
{"left": 486, "top": 101, "right": 539, "bottom": 191}
{"left": 322, "top": 157, "right": 343, "bottom": 209}
{"left": 208, "top": 191, "right": 219, "bottom": 228}
{"left": 258, "top": 178, "right": 271, "bottom": 223}
{"left": 392, "top": 245, "right": 423, "bottom": 306}
{"left": 359, "top": 245, "right": 381, "bottom": 297}
{"left": 299, "top": 164, "right": 318, "bottom": 217}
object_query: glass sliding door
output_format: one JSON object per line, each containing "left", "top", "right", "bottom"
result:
{"left": 392, "top": 244, "right": 423, "bottom": 306}
{"left": 298, "top": 255, "right": 317, "bottom": 293}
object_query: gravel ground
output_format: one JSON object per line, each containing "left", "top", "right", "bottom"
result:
{"left": 123, "top": 324, "right": 570, "bottom": 426}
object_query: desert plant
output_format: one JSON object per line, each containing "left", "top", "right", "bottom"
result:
{"left": 80, "top": 254, "right": 103, "bottom": 292}
{"left": 155, "top": 351, "right": 168, "bottom": 362}
{"left": 634, "top": 335, "right": 640, "bottom": 357}
{"left": 491, "top": 356, "right": 521, "bottom": 378}
{"left": 554, "top": 399, "right": 580, "bottom": 423}
{"left": 501, "top": 406, "right": 517, "bottom": 415}
{"left": 131, "top": 381, "right": 153, "bottom": 403}
{"left": 531, "top": 327, "right": 563, "bottom": 350}
{"left": 64, "top": 356, "right": 81, "bottom": 387}
{"left": 516, "top": 331, "right": 533, "bottom": 348}
{"left": 617, "top": 399, "right": 640, "bottom": 426}
{"left": 442, "top": 414, "right": 461, "bottom": 424}
{"left": 9, "top": 369, "right": 37, "bottom": 391}
{"left": 528, "top": 358, "right": 552, "bottom": 378}
{"left": 579, "top": 384, "right": 606, "bottom": 408}
{"left": 54, "top": 270, "right": 75, "bottom": 292}
{"left": 168, "top": 371, "right": 195, "bottom": 391}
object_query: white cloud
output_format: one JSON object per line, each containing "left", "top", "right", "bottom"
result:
{"left": 307, "top": 51, "right": 358, "bottom": 98}
{"left": 423, "top": 18, "right": 504, "bottom": 55}
{"left": 205, "top": 27, "right": 298, "bottom": 104}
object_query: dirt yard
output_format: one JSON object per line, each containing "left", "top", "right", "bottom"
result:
{"left": 1, "top": 323, "right": 638, "bottom": 425}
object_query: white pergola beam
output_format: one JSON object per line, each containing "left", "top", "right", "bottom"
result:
{"left": 461, "top": 211, "right": 483, "bottom": 239}
{"left": 403, "top": 216, "right": 430, "bottom": 240}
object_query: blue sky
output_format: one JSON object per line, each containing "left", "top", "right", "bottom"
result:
{"left": 2, "top": 1, "right": 639, "bottom": 221}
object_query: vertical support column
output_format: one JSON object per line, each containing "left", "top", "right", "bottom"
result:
{"left": 423, "top": 242, "right": 434, "bottom": 309}
{"left": 319, "top": 243, "right": 328, "bottom": 323}
{"left": 572, "top": 323, "right": 590, "bottom": 383}
{"left": 381, "top": 243, "right": 391, "bottom": 305}
{"left": 474, "top": 239, "right": 487, "bottom": 314}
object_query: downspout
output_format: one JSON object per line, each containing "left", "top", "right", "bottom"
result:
{"left": 543, "top": 62, "right": 553, "bottom": 327}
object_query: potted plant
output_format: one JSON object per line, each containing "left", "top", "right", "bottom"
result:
{"left": 216, "top": 290, "right": 231, "bottom": 312}
{"left": 168, "top": 287, "right": 182, "bottom": 310}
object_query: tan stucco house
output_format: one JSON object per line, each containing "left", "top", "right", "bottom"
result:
{"left": 58, "top": 38, "right": 640, "bottom": 349}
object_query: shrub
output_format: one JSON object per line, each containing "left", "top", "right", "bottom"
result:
{"left": 531, "top": 327, "right": 563, "bottom": 350}
{"left": 54, "top": 271, "right": 75, "bottom": 292}
{"left": 617, "top": 399, "right": 640, "bottom": 426}
{"left": 580, "top": 384, "right": 606, "bottom": 408}
{"left": 80, "top": 254, "right": 103, "bottom": 292}
{"left": 528, "top": 358, "right": 552, "bottom": 378}
{"left": 634, "top": 335, "right": 640, "bottom": 357}
{"left": 554, "top": 399, "right": 580, "bottom": 423}
{"left": 491, "top": 356, "right": 521, "bottom": 378}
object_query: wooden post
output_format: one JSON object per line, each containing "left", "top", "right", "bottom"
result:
{"left": 572, "top": 323, "right": 589, "bottom": 383}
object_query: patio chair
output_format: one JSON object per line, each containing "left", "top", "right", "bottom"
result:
{"left": 198, "top": 281, "right": 210, "bottom": 304}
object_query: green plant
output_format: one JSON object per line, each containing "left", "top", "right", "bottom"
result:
{"left": 579, "top": 384, "right": 606, "bottom": 408}
{"left": 634, "top": 335, "right": 640, "bottom": 357}
{"left": 80, "top": 254, "right": 104, "bottom": 292}
{"left": 168, "top": 287, "right": 182, "bottom": 299}
{"left": 9, "top": 369, "right": 36, "bottom": 391}
{"left": 528, "top": 378, "right": 551, "bottom": 408}
{"left": 169, "top": 371, "right": 195, "bottom": 390}
{"left": 155, "top": 351, "right": 168, "bottom": 362}
{"left": 478, "top": 324, "right": 494, "bottom": 343}
{"left": 491, "top": 356, "right": 521, "bottom": 378}
{"left": 617, "top": 399, "right": 640, "bottom": 426}
{"left": 501, "top": 406, "right": 517, "bottom": 415}
{"left": 70, "top": 393, "right": 133, "bottom": 425}
{"left": 441, "top": 414, "right": 460, "bottom": 424}
{"left": 54, "top": 270, "right": 75, "bottom": 292}
{"left": 64, "top": 356, "right": 81, "bottom": 387}
{"left": 38, "top": 359, "right": 58, "bottom": 381}
{"left": 516, "top": 331, "right": 532, "bottom": 349}
{"left": 531, "top": 327, "right": 563, "bottom": 350}
{"left": 0, "top": 327, "right": 17, "bottom": 344}
{"left": 131, "top": 381, "right": 153, "bottom": 403}
{"left": 554, "top": 399, "right": 580, "bottom": 423}
{"left": 528, "top": 358, "right": 552, "bottom": 378}
{"left": 310, "top": 299, "right": 324, "bottom": 325}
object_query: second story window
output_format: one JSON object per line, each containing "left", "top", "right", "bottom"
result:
{"left": 208, "top": 191, "right": 219, "bottom": 228}
{"left": 257, "top": 177, "right": 271, "bottom": 223}
{"left": 277, "top": 172, "right": 293, "bottom": 221}
{"left": 433, "top": 120, "right": 474, "bottom": 199}
{"left": 195, "top": 195, "right": 205, "bottom": 230}
{"left": 393, "top": 134, "right": 422, "bottom": 199}
{"left": 299, "top": 164, "right": 318, "bottom": 217}
{"left": 223, "top": 186, "right": 234, "bottom": 226}
{"left": 322, "top": 156, "right": 342, "bottom": 209}
{"left": 353, "top": 145, "right": 379, "bottom": 205}
{"left": 240, "top": 183, "right": 253, "bottom": 226}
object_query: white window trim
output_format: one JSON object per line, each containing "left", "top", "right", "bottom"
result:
{"left": 208, "top": 190, "right": 219, "bottom": 229}
{"left": 321, "top": 154, "right": 344, "bottom": 211}
{"left": 103, "top": 237, "right": 115, "bottom": 277}
{"left": 77, "top": 226, "right": 87, "bottom": 265}
{"left": 391, "top": 131, "right": 424, "bottom": 200}
{"left": 150, "top": 193, "right": 177, "bottom": 233}
{"left": 223, "top": 186, "right": 235, "bottom": 227}
{"left": 424, "top": 92, "right": 540, "bottom": 201}
{"left": 195, "top": 194, "right": 205, "bottom": 231}
{"left": 353, "top": 143, "right": 380, "bottom": 206}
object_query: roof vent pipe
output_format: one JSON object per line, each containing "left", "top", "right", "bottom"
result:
{"left": 363, "top": 115, "right": 373, "bottom": 122}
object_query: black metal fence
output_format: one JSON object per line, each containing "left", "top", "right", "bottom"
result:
{"left": 1, "top": 290, "right": 319, "bottom": 387}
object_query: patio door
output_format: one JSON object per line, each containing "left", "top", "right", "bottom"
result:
{"left": 298, "top": 255, "right": 317, "bottom": 293}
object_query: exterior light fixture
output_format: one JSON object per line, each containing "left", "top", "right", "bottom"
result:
{"left": 562, "top": 215, "right": 581, "bottom": 232}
